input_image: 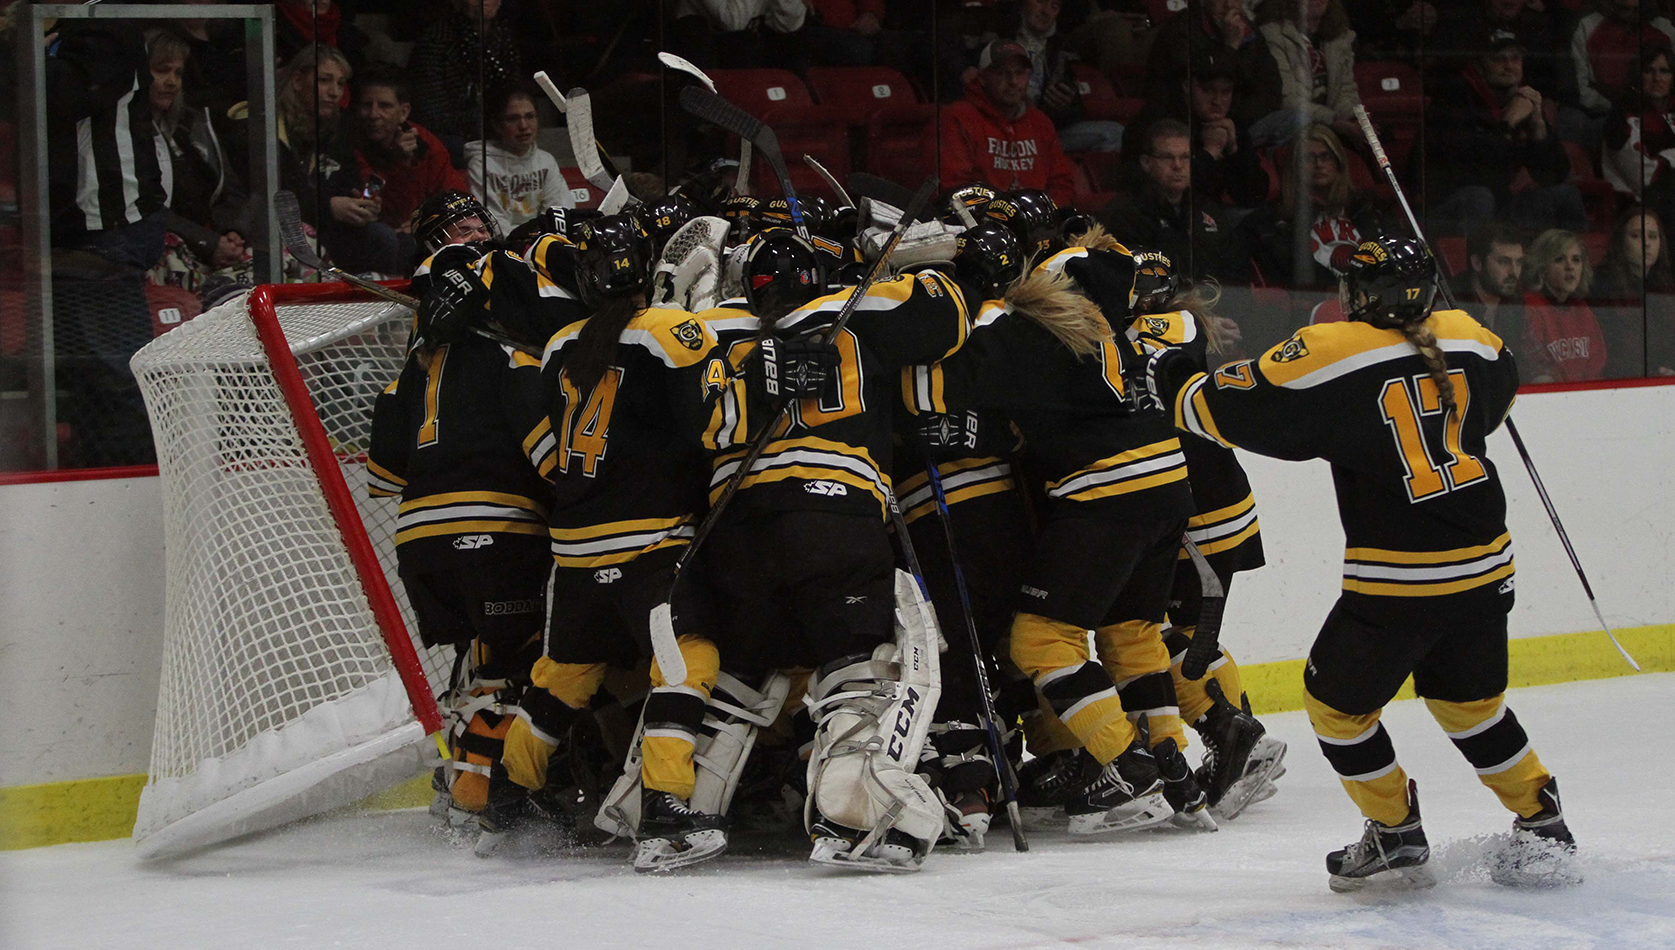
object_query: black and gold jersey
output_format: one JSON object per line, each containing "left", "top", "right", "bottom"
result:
{"left": 367, "top": 335, "right": 553, "bottom": 564}
{"left": 524, "top": 307, "right": 719, "bottom": 569}
{"left": 1173, "top": 309, "right": 1519, "bottom": 616}
{"left": 413, "top": 234, "right": 589, "bottom": 347}
{"left": 1127, "top": 309, "right": 1264, "bottom": 574}
{"left": 699, "top": 271, "right": 972, "bottom": 519}
{"left": 919, "top": 291, "right": 1195, "bottom": 522}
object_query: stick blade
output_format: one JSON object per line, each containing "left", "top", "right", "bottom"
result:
{"left": 678, "top": 86, "right": 763, "bottom": 142}
{"left": 656, "top": 51, "right": 717, "bottom": 92}
{"left": 273, "top": 190, "right": 323, "bottom": 270}
{"left": 647, "top": 602, "right": 689, "bottom": 685}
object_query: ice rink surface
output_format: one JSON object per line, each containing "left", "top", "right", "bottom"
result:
{"left": 3, "top": 673, "right": 1670, "bottom": 950}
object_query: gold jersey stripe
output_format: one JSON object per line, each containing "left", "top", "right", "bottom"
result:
{"left": 1176, "top": 518, "right": 1261, "bottom": 559}
{"left": 1343, "top": 562, "right": 1515, "bottom": 598}
{"left": 399, "top": 490, "right": 547, "bottom": 515}
{"left": 896, "top": 455, "right": 1007, "bottom": 496}
{"left": 553, "top": 535, "right": 690, "bottom": 567}
{"left": 708, "top": 464, "right": 887, "bottom": 507}
{"left": 1188, "top": 493, "right": 1256, "bottom": 528}
{"left": 1345, "top": 532, "right": 1512, "bottom": 566}
{"left": 1045, "top": 439, "right": 1182, "bottom": 491}
{"left": 366, "top": 459, "right": 406, "bottom": 486}
{"left": 395, "top": 520, "right": 549, "bottom": 545}
{"left": 1056, "top": 465, "right": 1188, "bottom": 502}
{"left": 550, "top": 516, "right": 689, "bottom": 540}
{"left": 902, "top": 477, "right": 1013, "bottom": 524}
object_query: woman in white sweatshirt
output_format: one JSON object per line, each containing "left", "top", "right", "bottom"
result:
{"left": 466, "top": 86, "right": 574, "bottom": 234}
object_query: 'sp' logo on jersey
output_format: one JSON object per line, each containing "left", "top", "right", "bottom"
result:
{"left": 671, "top": 319, "right": 706, "bottom": 351}
{"left": 1271, "top": 336, "right": 1310, "bottom": 363}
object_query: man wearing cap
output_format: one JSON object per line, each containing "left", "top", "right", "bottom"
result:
{"left": 926, "top": 40, "right": 1077, "bottom": 207}
{"left": 1119, "top": 62, "right": 1270, "bottom": 209}
{"left": 1417, "top": 26, "right": 1583, "bottom": 238}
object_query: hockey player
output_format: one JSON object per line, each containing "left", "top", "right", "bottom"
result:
{"left": 497, "top": 214, "right": 731, "bottom": 871}
{"left": 916, "top": 218, "right": 1194, "bottom": 836}
{"left": 1149, "top": 236, "right": 1577, "bottom": 891}
{"left": 367, "top": 192, "right": 572, "bottom": 854}
{"left": 698, "top": 228, "right": 973, "bottom": 871}
{"left": 1124, "top": 251, "right": 1288, "bottom": 820}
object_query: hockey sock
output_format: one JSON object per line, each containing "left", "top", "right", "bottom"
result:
{"left": 1305, "top": 687, "right": 1411, "bottom": 827}
{"left": 502, "top": 658, "right": 605, "bottom": 790}
{"left": 641, "top": 635, "right": 720, "bottom": 799}
{"left": 1012, "top": 612, "right": 1136, "bottom": 764}
{"left": 1095, "top": 619, "right": 1186, "bottom": 753}
{"left": 1423, "top": 696, "right": 1552, "bottom": 818}
{"left": 1164, "top": 625, "right": 1247, "bottom": 724}
{"left": 1021, "top": 691, "right": 1084, "bottom": 756}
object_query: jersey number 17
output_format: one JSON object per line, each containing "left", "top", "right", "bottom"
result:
{"left": 1378, "top": 369, "right": 1488, "bottom": 503}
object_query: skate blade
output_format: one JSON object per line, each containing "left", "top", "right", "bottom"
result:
{"left": 1211, "top": 747, "right": 1287, "bottom": 820}
{"left": 1169, "top": 808, "right": 1219, "bottom": 832}
{"left": 1067, "top": 792, "right": 1173, "bottom": 836}
{"left": 1328, "top": 864, "right": 1436, "bottom": 894}
{"left": 808, "top": 837, "right": 922, "bottom": 873}
{"left": 634, "top": 829, "right": 728, "bottom": 872}
{"left": 473, "top": 828, "right": 509, "bottom": 858}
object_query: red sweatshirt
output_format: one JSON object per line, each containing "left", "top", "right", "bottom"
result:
{"left": 356, "top": 122, "right": 468, "bottom": 229}
{"left": 926, "top": 80, "right": 1076, "bottom": 207}
{"left": 1521, "top": 291, "right": 1608, "bottom": 382}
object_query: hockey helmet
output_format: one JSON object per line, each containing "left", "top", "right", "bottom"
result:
{"left": 634, "top": 194, "right": 700, "bottom": 258}
{"left": 741, "top": 227, "right": 825, "bottom": 321}
{"left": 756, "top": 195, "right": 829, "bottom": 237}
{"left": 720, "top": 195, "right": 763, "bottom": 244}
{"left": 985, "top": 189, "right": 1061, "bottom": 259}
{"left": 954, "top": 221, "right": 1025, "bottom": 299}
{"left": 1127, "top": 247, "right": 1179, "bottom": 315}
{"left": 819, "top": 203, "right": 860, "bottom": 244}
{"left": 944, "top": 184, "right": 999, "bottom": 225}
{"left": 571, "top": 213, "right": 653, "bottom": 307}
{"left": 412, "top": 190, "right": 498, "bottom": 255}
{"left": 1342, "top": 236, "right": 1438, "bottom": 328}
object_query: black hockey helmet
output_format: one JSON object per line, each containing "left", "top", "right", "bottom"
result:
{"left": 1059, "top": 207, "right": 1095, "bottom": 245}
{"left": 1342, "top": 236, "right": 1438, "bottom": 328}
{"left": 954, "top": 221, "right": 1025, "bottom": 299}
{"left": 571, "top": 213, "right": 653, "bottom": 307}
{"left": 1127, "top": 247, "right": 1179, "bottom": 315}
{"left": 412, "top": 190, "right": 498, "bottom": 255}
{"left": 756, "top": 195, "right": 828, "bottom": 237}
{"left": 634, "top": 194, "right": 700, "bottom": 257}
{"left": 820, "top": 203, "right": 860, "bottom": 243}
{"left": 720, "top": 195, "right": 763, "bottom": 244}
{"left": 742, "top": 227, "right": 824, "bottom": 321}
{"left": 985, "top": 189, "right": 1062, "bottom": 259}
{"left": 945, "top": 184, "right": 999, "bottom": 225}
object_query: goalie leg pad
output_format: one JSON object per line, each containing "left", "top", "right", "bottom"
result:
{"left": 804, "top": 571, "right": 944, "bottom": 864}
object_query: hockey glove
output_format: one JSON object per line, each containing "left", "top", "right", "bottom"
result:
{"left": 910, "top": 409, "right": 1022, "bottom": 461}
{"left": 416, "top": 250, "right": 490, "bottom": 348}
{"left": 757, "top": 333, "right": 840, "bottom": 399}
{"left": 1144, "top": 346, "right": 1199, "bottom": 414}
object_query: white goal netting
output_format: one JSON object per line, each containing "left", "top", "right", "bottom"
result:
{"left": 130, "top": 284, "right": 455, "bottom": 859}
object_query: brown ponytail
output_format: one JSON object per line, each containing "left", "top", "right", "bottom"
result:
{"left": 1164, "top": 278, "right": 1231, "bottom": 356}
{"left": 562, "top": 296, "right": 640, "bottom": 394}
{"left": 1402, "top": 319, "right": 1456, "bottom": 412}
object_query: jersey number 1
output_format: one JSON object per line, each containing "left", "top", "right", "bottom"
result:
{"left": 1378, "top": 370, "right": 1488, "bottom": 503}
{"left": 558, "top": 367, "right": 623, "bottom": 477}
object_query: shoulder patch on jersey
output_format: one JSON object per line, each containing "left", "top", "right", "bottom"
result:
{"left": 916, "top": 272, "right": 945, "bottom": 297}
{"left": 1270, "top": 335, "right": 1310, "bottom": 363}
{"left": 1033, "top": 247, "right": 1088, "bottom": 277}
{"left": 1143, "top": 316, "right": 1172, "bottom": 338}
{"left": 671, "top": 318, "right": 707, "bottom": 350}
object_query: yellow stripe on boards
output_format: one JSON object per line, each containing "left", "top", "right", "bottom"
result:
{"left": 5, "top": 624, "right": 1670, "bottom": 851}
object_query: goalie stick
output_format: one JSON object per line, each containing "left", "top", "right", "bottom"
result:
{"left": 803, "top": 154, "right": 856, "bottom": 208}
{"left": 647, "top": 176, "right": 939, "bottom": 684}
{"left": 655, "top": 51, "right": 717, "bottom": 92}
{"left": 1351, "top": 105, "right": 1640, "bottom": 673}
{"left": 564, "top": 88, "right": 617, "bottom": 192}
{"left": 274, "top": 191, "right": 541, "bottom": 358}
{"left": 846, "top": 172, "right": 919, "bottom": 216}
{"left": 921, "top": 462, "right": 1030, "bottom": 852}
{"left": 678, "top": 86, "right": 810, "bottom": 243}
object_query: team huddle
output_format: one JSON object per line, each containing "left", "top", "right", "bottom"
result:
{"left": 363, "top": 173, "right": 1579, "bottom": 890}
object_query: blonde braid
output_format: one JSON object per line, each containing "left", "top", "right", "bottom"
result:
{"left": 1402, "top": 320, "right": 1456, "bottom": 412}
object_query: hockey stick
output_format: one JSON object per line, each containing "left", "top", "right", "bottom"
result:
{"left": 655, "top": 51, "right": 716, "bottom": 92}
{"left": 598, "top": 175, "right": 634, "bottom": 215}
{"left": 1178, "top": 536, "right": 1227, "bottom": 681}
{"left": 274, "top": 191, "right": 542, "bottom": 358}
{"left": 564, "top": 89, "right": 617, "bottom": 191}
{"left": 735, "top": 140, "right": 754, "bottom": 198}
{"left": 678, "top": 86, "right": 809, "bottom": 242}
{"left": 1350, "top": 105, "right": 1639, "bottom": 672}
{"left": 846, "top": 172, "right": 919, "bottom": 214}
{"left": 921, "top": 462, "right": 1029, "bottom": 852}
{"left": 803, "top": 155, "right": 855, "bottom": 208}
{"left": 648, "top": 176, "right": 939, "bottom": 684}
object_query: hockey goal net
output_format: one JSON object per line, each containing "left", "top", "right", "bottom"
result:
{"left": 130, "top": 282, "right": 453, "bottom": 859}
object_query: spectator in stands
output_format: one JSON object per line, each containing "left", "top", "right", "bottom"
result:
{"left": 1346, "top": 1, "right": 1439, "bottom": 61}
{"left": 273, "top": 44, "right": 404, "bottom": 274}
{"left": 669, "top": 0, "right": 808, "bottom": 72}
{"left": 1454, "top": 221, "right": 1527, "bottom": 342}
{"left": 1238, "top": 123, "right": 1389, "bottom": 288}
{"left": 354, "top": 65, "right": 466, "bottom": 236}
{"left": 1603, "top": 47, "right": 1675, "bottom": 233}
{"left": 1146, "top": 0, "right": 1277, "bottom": 129}
{"left": 929, "top": 41, "right": 1077, "bottom": 208}
{"left": 467, "top": 86, "right": 575, "bottom": 235}
{"left": 1006, "top": 0, "right": 1123, "bottom": 153}
{"left": 275, "top": 0, "right": 367, "bottom": 69}
{"left": 1522, "top": 228, "right": 1608, "bottom": 382}
{"left": 1592, "top": 205, "right": 1675, "bottom": 376}
{"left": 1420, "top": 27, "right": 1583, "bottom": 238}
{"left": 1248, "top": 0, "right": 1362, "bottom": 148}
{"left": 1440, "top": 0, "right": 1558, "bottom": 95}
{"left": 800, "top": 0, "right": 917, "bottom": 68}
{"left": 411, "top": 0, "right": 524, "bottom": 159}
{"left": 1104, "top": 118, "right": 1243, "bottom": 282}
{"left": 1123, "top": 62, "right": 1271, "bottom": 210}
{"left": 166, "top": 2, "right": 248, "bottom": 131}
{"left": 1561, "top": 0, "right": 1675, "bottom": 152}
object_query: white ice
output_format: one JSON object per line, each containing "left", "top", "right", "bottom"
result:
{"left": 4, "top": 673, "right": 1672, "bottom": 950}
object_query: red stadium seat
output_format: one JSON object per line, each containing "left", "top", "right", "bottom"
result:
{"left": 1564, "top": 140, "right": 1621, "bottom": 230}
{"left": 1581, "top": 230, "right": 1610, "bottom": 266}
{"left": 806, "top": 66, "right": 920, "bottom": 126}
{"left": 560, "top": 168, "right": 604, "bottom": 210}
{"left": 1070, "top": 64, "right": 1147, "bottom": 124}
{"left": 709, "top": 69, "right": 818, "bottom": 114}
{"left": 862, "top": 105, "right": 936, "bottom": 195}
{"left": 1140, "top": 0, "right": 1186, "bottom": 24}
{"left": 146, "top": 284, "right": 201, "bottom": 338}
{"left": 1069, "top": 159, "right": 1114, "bottom": 213}
{"left": 707, "top": 70, "right": 848, "bottom": 200}
{"left": 1435, "top": 236, "right": 1468, "bottom": 278}
{"left": 1072, "top": 150, "right": 1125, "bottom": 191}
{"left": 1354, "top": 61, "right": 1425, "bottom": 124}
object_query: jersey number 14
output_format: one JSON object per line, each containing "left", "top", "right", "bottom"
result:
{"left": 1378, "top": 369, "right": 1488, "bottom": 503}
{"left": 558, "top": 368, "right": 623, "bottom": 477}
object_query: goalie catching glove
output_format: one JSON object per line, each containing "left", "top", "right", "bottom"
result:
{"left": 415, "top": 243, "right": 491, "bottom": 348}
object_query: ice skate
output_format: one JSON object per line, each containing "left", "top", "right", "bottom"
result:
{"left": 429, "top": 766, "right": 452, "bottom": 819}
{"left": 1491, "top": 778, "right": 1581, "bottom": 888}
{"left": 1153, "top": 738, "right": 1217, "bottom": 831}
{"left": 1195, "top": 687, "right": 1285, "bottom": 820}
{"left": 1065, "top": 739, "right": 1172, "bottom": 835}
{"left": 1326, "top": 780, "right": 1433, "bottom": 892}
{"left": 808, "top": 817, "right": 926, "bottom": 873}
{"left": 448, "top": 790, "right": 530, "bottom": 858}
{"left": 1016, "top": 749, "right": 1095, "bottom": 822}
{"left": 940, "top": 788, "right": 992, "bottom": 852}
{"left": 634, "top": 789, "right": 729, "bottom": 872}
